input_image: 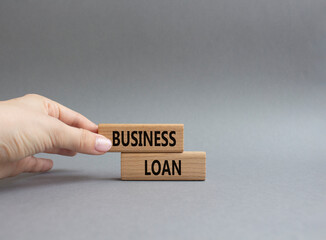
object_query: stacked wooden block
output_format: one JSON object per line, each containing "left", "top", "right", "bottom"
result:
{"left": 98, "top": 124, "right": 206, "bottom": 180}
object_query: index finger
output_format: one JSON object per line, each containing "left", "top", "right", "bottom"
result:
{"left": 46, "top": 99, "right": 98, "bottom": 133}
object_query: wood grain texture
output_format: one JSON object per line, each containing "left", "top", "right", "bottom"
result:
{"left": 121, "top": 152, "right": 206, "bottom": 180}
{"left": 98, "top": 124, "right": 183, "bottom": 152}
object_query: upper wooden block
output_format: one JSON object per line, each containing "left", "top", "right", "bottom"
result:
{"left": 98, "top": 124, "right": 184, "bottom": 152}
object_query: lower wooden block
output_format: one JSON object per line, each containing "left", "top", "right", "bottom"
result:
{"left": 121, "top": 152, "right": 206, "bottom": 181}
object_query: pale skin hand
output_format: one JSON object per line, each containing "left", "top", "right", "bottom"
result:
{"left": 0, "top": 94, "right": 112, "bottom": 179}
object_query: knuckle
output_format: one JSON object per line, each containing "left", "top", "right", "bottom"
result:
{"left": 0, "top": 142, "right": 11, "bottom": 161}
{"left": 18, "top": 157, "right": 36, "bottom": 172}
{"left": 0, "top": 136, "right": 29, "bottom": 162}
{"left": 44, "top": 100, "right": 60, "bottom": 118}
{"left": 29, "top": 158, "right": 38, "bottom": 170}
{"left": 24, "top": 93, "right": 43, "bottom": 99}
{"left": 71, "top": 113, "right": 82, "bottom": 127}
{"left": 78, "top": 128, "right": 89, "bottom": 151}
{"left": 49, "top": 122, "right": 64, "bottom": 148}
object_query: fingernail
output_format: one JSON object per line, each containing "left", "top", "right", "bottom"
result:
{"left": 95, "top": 136, "right": 112, "bottom": 152}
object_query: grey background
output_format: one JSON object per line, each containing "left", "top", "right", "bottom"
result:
{"left": 0, "top": 0, "right": 326, "bottom": 239}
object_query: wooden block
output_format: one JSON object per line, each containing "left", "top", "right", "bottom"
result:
{"left": 98, "top": 124, "right": 183, "bottom": 152}
{"left": 121, "top": 152, "right": 206, "bottom": 180}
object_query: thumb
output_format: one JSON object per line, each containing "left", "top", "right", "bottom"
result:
{"left": 54, "top": 123, "right": 112, "bottom": 155}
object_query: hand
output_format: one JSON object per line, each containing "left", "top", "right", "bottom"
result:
{"left": 0, "top": 94, "right": 112, "bottom": 179}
